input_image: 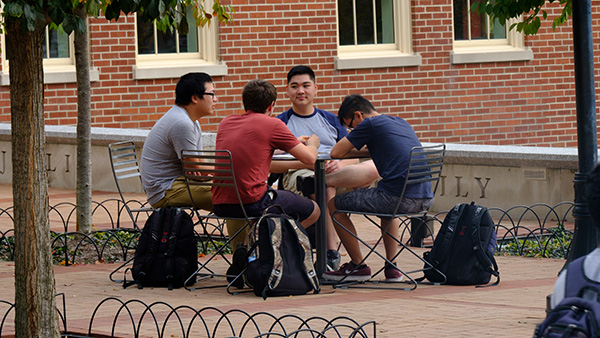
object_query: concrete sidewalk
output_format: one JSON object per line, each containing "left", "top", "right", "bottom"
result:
{"left": 0, "top": 185, "right": 563, "bottom": 337}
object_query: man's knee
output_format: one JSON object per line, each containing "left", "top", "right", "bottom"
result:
{"left": 301, "top": 201, "right": 320, "bottom": 228}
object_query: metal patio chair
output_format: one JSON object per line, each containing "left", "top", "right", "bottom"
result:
{"left": 330, "top": 143, "right": 447, "bottom": 290}
{"left": 181, "top": 149, "right": 257, "bottom": 294}
{"left": 107, "top": 141, "right": 155, "bottom": 229}
{"left": 107, "top": 141, "right": 156, "bottom": 283}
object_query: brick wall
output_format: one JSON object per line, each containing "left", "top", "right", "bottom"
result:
{"left": 0, "top": 0, "right": 596, "bottom": 147}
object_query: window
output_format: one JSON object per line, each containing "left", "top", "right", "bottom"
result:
{"left": 338, "top": 0, "right": 395, "bottom": 46}
{"left": 451, "top": 0, "right": 533, "bottom": 64}
{"left": 137, "top": 9, "right": 199, "bottom": 55}
{"left": 335, "top": 0, "right": 420, "bottom": 70}
{"left": 133, "top": 5, "right": 227, "bottom": 80}
{"left": 0, "top": 24, "right": 98, "bottom": 85}
{"left": 454, "top": 0, "right": 506, "bottom": 42}
{"left": 44, "top": 27, "right": 71, "bottom": 60}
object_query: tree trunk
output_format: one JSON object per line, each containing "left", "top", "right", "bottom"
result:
{"left": 75, "top": 4, "right": 92, "bottom": 233}
{"left": 6, "top": 16, "right": 61, "bottom": 338}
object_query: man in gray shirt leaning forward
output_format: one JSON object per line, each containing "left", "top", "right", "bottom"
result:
{"left": 141, "top": 72, "right": 216, "bottom": 210}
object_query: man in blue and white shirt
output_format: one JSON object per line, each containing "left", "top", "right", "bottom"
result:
{"left": 270, "top": 65, "right": 379, "bottom": 271}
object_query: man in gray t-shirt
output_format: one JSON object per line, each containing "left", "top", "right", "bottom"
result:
{"left": 140, "top": 72, "right": 216, "bottom": 210}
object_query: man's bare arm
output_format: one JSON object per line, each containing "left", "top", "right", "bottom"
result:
{"left": 270, "top": 159, "right": 313, "bottom": 173}
{"left": 330, "top": 137, "right": 370, "bottom": 159}
{"left": 288, "top": 134, "right": 319, "bottom": 164}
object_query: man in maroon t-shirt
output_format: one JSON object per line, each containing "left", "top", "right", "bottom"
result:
{"left": 213, "top": 79, "right": 321, "bottom": 228}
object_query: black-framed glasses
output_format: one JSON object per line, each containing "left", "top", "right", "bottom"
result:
{"left": 203, "top": 92, "right": 216, "bottom": 97}
{"left": 345, "top": 114, "right": 355, "bottom": 130}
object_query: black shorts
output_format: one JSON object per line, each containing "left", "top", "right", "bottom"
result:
{"left": 213, "top": 188, "right": 315, "bottom": 222}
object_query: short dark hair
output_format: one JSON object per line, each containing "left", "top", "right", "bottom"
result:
{"left": 287, "top": 65, "right": 316, "bottom": 83}
{"left": 175, "top": 72, "right": 213, "bottom": 106}
{"left": 337, "top": 94, "right": 376, "bottom": 125}
{"left": 242, "top": 79, "right": 277, "bottom": 114}
{"left": 586, "top": 163, "right": 600, "bottom": 228}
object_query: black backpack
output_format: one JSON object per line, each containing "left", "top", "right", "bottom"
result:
{"left": 422, "top": 202, "right": 500, "bottom": 286}
{"left": 534, "top": 256, "right": 600, "bottom": 338}
{"left": 246, "top": 207, "right": 320, "bottom": 299}
{"left": 125, "top": 207, "right": 198, "bottom": 290}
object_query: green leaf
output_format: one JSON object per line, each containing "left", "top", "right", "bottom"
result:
{"left": 158, "top": 0, "right": 166, "bottom": 15}
{"left": 48, "top": 6, "right": 65, "bottom": 26}
{"left": 105, "top": 2, "right": 121, "bottom": 21}
{"left": 178, "top": 15, "right": 189, "bottom": 35}
{"left": 23, "top": 3, "right": 36, "bottom": 23}
{"left": 4, "top": 3, "right": 23, "bottom": 17}
{"left": 62, "top": 15, "right": 74, "bottom": 34}
{"left": 86, "top": 0, "right": 102, "bottom": 18}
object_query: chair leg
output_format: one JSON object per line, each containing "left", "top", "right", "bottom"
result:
{"left": 329, "top": 212, "right": 448, "bottom": 290}
{"left": 109, "top": 256, "right": 134, "bottom": 283}
{"left": 226, "top": 266, "right": 252, "bottom": 295}
{"left": 184, "top": 219, "right": 253, "bottom": 292}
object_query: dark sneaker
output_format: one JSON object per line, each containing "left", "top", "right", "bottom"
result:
{"left": 226, "top": 244, "right": 248, "bottom": 289}
{"left": 296, "top": 175, "right": 315, "bottom": 197}
{"left": 323, "top": 262, "right": 371, "bottom": 282}
{"left": 384, "top": 262, "right": 404, "bottom": 282}
{"left": 327, "top": 249, "right": 341, "bottom": 271}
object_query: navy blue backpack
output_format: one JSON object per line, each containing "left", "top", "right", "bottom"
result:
{"left": 422, "top": 202, "right": 499, "bottom": 286}
{"left": 534, "top": 256, "right": 600, "bottom": 337}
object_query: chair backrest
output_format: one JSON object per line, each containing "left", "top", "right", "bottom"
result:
{"left": 108, "top": 141, "right": 151, "bottom": 227}
{"left": 393, "top": 143, "right": 446, "bottom": 215}
{"left": 108, "top": 141, "right": 144, "bottom": 196}
{"left": 181, "top": 149, "right": 251, "bottom": 221}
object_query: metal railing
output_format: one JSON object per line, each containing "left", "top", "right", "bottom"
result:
{"left": 0, "top": 295, "right": 376, "bottom": 338}
{"left": 0, "top": 200, "right": 576, "bottom": 264}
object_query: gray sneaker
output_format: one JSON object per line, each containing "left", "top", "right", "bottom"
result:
{"left": 326, "top": 250, "right": 341, "bottom": 271}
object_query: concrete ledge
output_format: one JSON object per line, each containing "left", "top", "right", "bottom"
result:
{"left": 434, "top": 143, "right": 581, "bottom": 170}
{"left": 0, "top": 124, "right": 594, "bottom": 214}
{"left": 0, "top": 124, "right": 218, "bottom": 150}
{"left": 0, "top": 124, "right": 585, "bottom": 169}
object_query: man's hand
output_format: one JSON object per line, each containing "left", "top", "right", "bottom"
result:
{"left": 298, "top": 135, "right": 310, "bottom": 144}
{"left": 188, "top": 171, "right": 213, "bottom": 181}
{"left": 305, "top": 134, "right": 320, "bottom": 149}
{"left": 324, "top": 159, "right": 340, "bottom": 174}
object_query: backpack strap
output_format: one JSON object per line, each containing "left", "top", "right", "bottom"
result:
{"left": 565, "top": 256, "right": 600, "bottom": 301}
{"left": 264, "top": 217, "right": 284, "bottom": 297}
{"left": 285, "top": 217, "right": 320, "bottom": 294}
{"left": 263, "top": 216, "right": 320, "bottom": 297}
{"left": 164, "top": 208, "right": 184, "bottom": 291}
{"left": 432, "top": 203, "right": 464, "bottom": 265}
{"left": 135, "top": 208, "right": 165, "bottom": 289}
{"left": 469, "top": 206, "right": 500, "bottom": 287}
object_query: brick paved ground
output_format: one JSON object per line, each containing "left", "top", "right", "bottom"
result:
{"left": 0, "top": 184, "right": 564, "bottom": 337}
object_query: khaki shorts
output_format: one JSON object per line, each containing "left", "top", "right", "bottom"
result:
{"left": 151, "top": 176, "right": 212, "bottom": 210}
{"left": 282, "top": 168, "right": 352, "bottom": 196}
{"left": 282, "top": 168, "right": 314, "bottom": 195}
{"left": 152, "top": 176, "right": 247, "bottom": 249}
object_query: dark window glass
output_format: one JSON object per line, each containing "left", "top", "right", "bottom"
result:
{"left": 338, "top": 0, "right": 354, "bottom": 45}
{"left": 157, "top": 29, "right": 177, "bottom": 53}
{"left": 454, "top": 0, "right": 467, "bottom": 40}
{"left": 376, "top": 0, "right": 394, "bottom": 44}
{"left": 356, "top": 0, "right": 374, "bottom": 44}
{"left": 137, "top": 17, "right": 155, "bottom": 54}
